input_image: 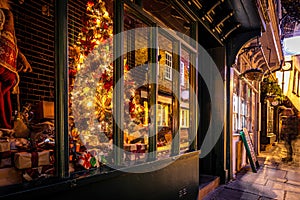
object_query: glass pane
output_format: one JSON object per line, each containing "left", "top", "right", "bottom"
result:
{"left": 0, "top": 0, "right": 55, "bottom": 187}
{"left": 68, "top": 0, "right": 114, "bottom": 175}
{"left": 157, "top": 33, "right": 173, "bottom": 159}
{"left": 143, "top": 1, "right": 192, "bottom": 45}
{"left": 123, "top": 9, "right": 150, "bottom": 166}
{"left": 180, "top": 48, "right": 190, "bottom": 153}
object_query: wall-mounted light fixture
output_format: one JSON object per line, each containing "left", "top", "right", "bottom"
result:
{"left": 239, "top": 68, "right": 264, "bottom": 81}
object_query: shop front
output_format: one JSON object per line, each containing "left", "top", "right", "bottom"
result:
{"left": 0, "top": 0, "right": 202, "bottom": 199}
{"left": 226, "top": 0, "right": 283, "bottom": 178}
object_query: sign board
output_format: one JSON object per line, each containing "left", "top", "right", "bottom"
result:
{"left": 240, "top": 128, "right": 260, "bottom": 172}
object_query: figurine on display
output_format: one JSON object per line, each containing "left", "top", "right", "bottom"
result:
{"left": 0, "top": 0, "right": 32, "bottom": 129}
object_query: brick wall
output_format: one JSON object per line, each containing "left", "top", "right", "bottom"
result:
{"left": 12, "top": 0, "right": 55, "bottom": 107}
{"left": 8, "top": 0, "right": 87, "bottom": 113}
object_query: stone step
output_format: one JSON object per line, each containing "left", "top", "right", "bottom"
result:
{"left": 198, "top": 174, "right": 220, "bottom": 200}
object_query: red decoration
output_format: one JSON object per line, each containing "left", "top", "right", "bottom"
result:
{"left": 69, "top": 69, "right": 77, "bottom": 77}
{"left": 78, "top": 152, "right": 92, "bottom": 169}
{"left": 87, "top": 1, "right": 94, "bottom": 7}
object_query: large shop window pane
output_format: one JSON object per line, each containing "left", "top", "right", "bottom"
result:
{"left": 68, "top": 0, "right": 114, "bottom": 175}
{"left": 180, "top": 48, "right": 190, "bottom": 153}
{"left": 123, "top": 10, "right": 150, "bottom": 166}
{"left": 233, "top": 93, "right": 238, "bottom": 132}
{"left": 142, "top": 1, "right": 192, "bottom": 45}
{"left": 157, "top": 33, "right": 173, "bottom": 159}
{"left": 0, "top": 0, "right": 55, "bottom": 186}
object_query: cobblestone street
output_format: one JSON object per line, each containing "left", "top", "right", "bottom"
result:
{"left": 203, "top": 138, "right": 300, "bottom": 200}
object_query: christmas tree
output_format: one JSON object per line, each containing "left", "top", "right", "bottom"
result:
{"left": 68, "top": 0, "right": 114, "bottom": 165}
{"left": 69, "top": 0, "right": 147, "bottom": 161}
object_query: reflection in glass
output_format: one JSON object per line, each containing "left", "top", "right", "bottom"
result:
{"left": 180, "top": 48, "right": 190, "bottom": 153}
{"left": 156, "top": 33, "right": 173, "bottom": 158}
{"left": 122, "top": 9, "right": 150, "bottom": 166}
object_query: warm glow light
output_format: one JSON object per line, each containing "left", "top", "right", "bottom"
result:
{"left": 283, "top": 36, "right": 300, "bottom": 55}
{"left": 87, "top": 101, "right": 93, "bottom": 107}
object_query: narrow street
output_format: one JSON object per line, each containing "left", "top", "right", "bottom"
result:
{"left": 203, "top": 138, "right": 300, "bottom": 200}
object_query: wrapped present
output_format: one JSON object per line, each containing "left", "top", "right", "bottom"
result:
{"left": 0, "top": 167, "right": 22, "bottom": 186}
{"left": 36, "top": 137, "right": 55, "bottom": 150}
{"left": 0, "top": 157, "right": 12, "bottom": 168}
{"left": 124, "top": 143, "right": 147, "bottom": 162}
{"left": 124, "top": 143, "right": 146, "bottom": 152}
{"left": 0, "top": 141, "right": 10, "bottom": 152}
{"left": 77, "top": 151, "right": 97, "bottom": 169}
{"left": 0, "top": 149, "right": 13, "bottom": 168}
{"left": 22, "top": 165, "right": 54, "bottom": 181}
{"left": 9, "top": 138, "right": 31, "bottom": 151}
{"left": 14, "top": 150, "right": 51, "bottom": 169}
{"left": 88, "top": 149, "right": 106, "bottom": 166}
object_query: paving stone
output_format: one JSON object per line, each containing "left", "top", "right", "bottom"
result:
{"left": 236, "top": 174, "right": 268, "bottom": 185}
{"left": 257, "top": 168, "right": 287, "bottom": 180}
{"left": 215, "top": 188, "right": 259, "bottom": 200}
{"left": 286, "top": 171, "right": 300, "bottom": 182}
{"left": 203, "top": 141, "right": 300, "bottom": 200}
{"left": 286, "top": 180, "right": 300, "bottom": 186}
{"left": 265, "top": 189, "right": 284, "bottom": 200}
{"left": 225, "top": 181, "right": 279, "bottom": 199}
{"left": 266, "top": 180, "right": 300, "bottom": 193}
{"left": 285, "top": 191, "right": 300, "bottom": 200}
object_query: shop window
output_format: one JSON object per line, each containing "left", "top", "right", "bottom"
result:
{"left": 240, "top": 99, "right": 247, "bottom": 129}
{"left": 68, "top": 0, "right": 114, "bottom": 174}
{"left": 0, "top": 0, "right": 199, "bottom": 196}
{"left": 157, "top": 104, "right": 170, "bottom": 127}
{"left": 156, "top": 33, "right": 174, "bottom": 158}
{"left": 0, "top": 0, "right": 56, "bottom": 187}
{"left": 142, "top": 1, "right": 192, "bottom": 45}
{"left": 233, "top": 93, "right": 238, "bottom": 132}
{"left": 292, "top": 70, "right": 298, "bottom": 94}
{"left": 267, "top": 106, "right": 274, "bottom": 134}
{"left": 180, "top": 47, "right": 191, "bottom": 153}
{"left": 122, "top": 6, "right": 151, "bottom": 166}
{"left": 180, "top": 61, "right": 185, "bottom": 86}
{"left": 180, "top": 109, "right": 189, "bottom": 128}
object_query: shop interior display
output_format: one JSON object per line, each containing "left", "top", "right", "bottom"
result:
{"left": 68, "top": 0, "right": 148, "bottom": 172}
{"left": 0, "top": 0, "right": 54, "bottom": 186}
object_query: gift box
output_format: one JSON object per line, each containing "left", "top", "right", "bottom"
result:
{"left": 0, "top": 157, "right": 12, "bottom": 168}
{"left": 124, "top": 143, "right": 147, "bottom": 162}
{"left": 0, "top": 150, "right": 13, "bottom": 168}
{"left": 23, "top": 165, "right": 54, "bottom": 181}
{"left": 124, "top": 143, "right": 146, "bottom": 152}
{"left": 0, "top": 141, "right": 10, "bottom": 152}
{"left": 14, "top": 150, "right": 51, "bottom": 169}
{"left": 77, "top": 151, "right": 97, "bottom": 169}
{"left": 0, "top": 167, "right": 22, "bottom": 186}
{"left": 9, "top": 138, "right": 31, "bottom": 151}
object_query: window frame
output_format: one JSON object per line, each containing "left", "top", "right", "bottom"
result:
{"left": 165, "top": 51, "right": 173, "bottom": 80}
